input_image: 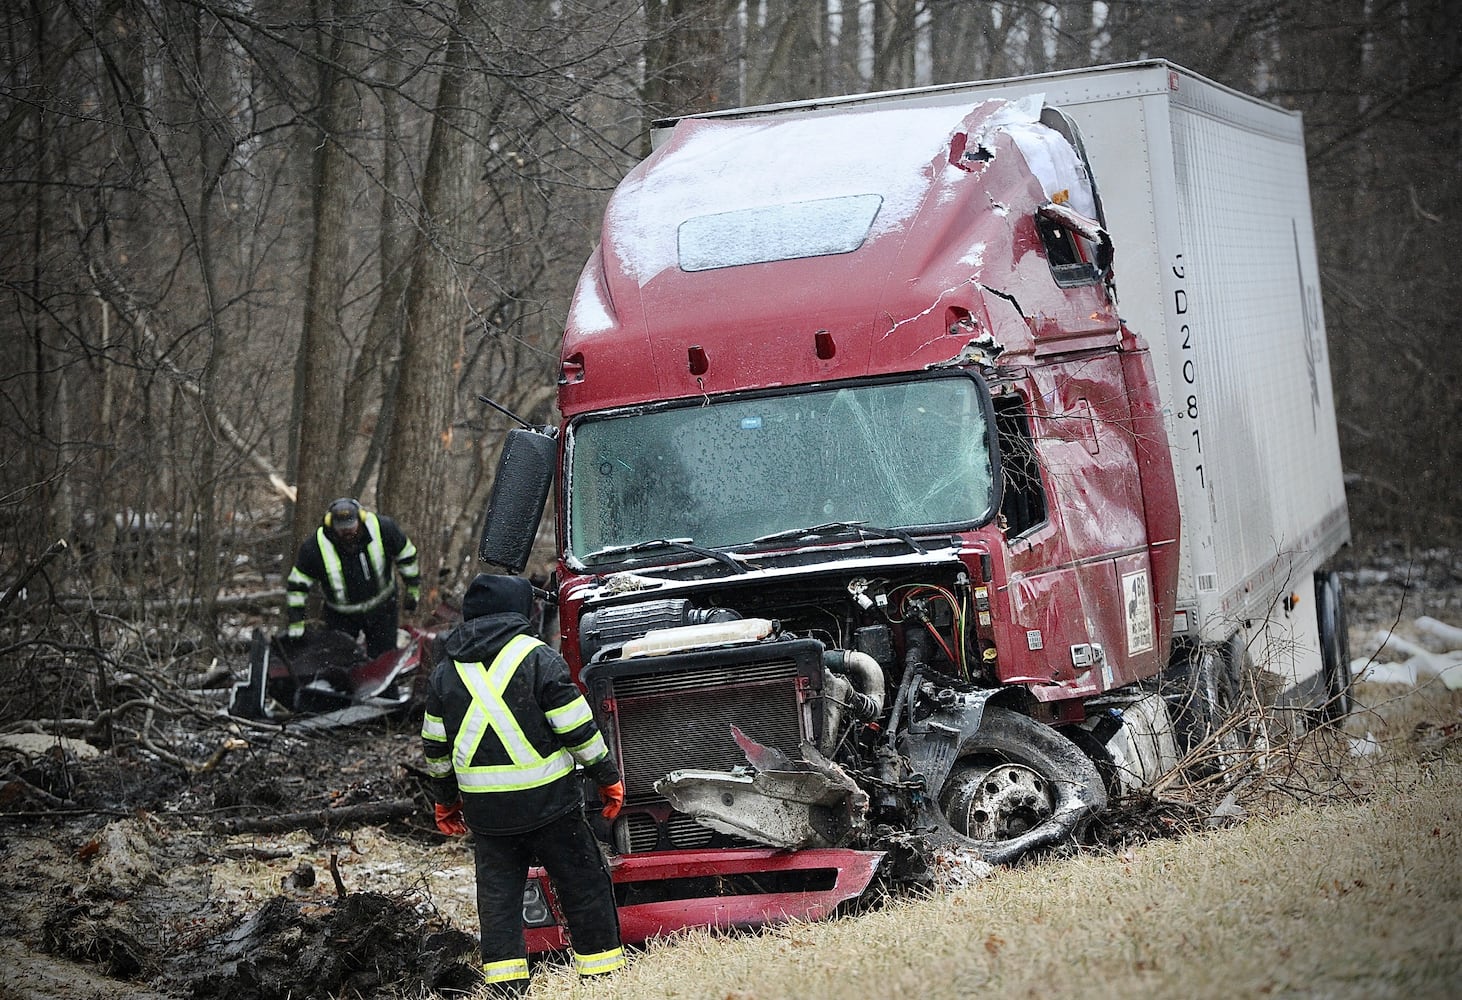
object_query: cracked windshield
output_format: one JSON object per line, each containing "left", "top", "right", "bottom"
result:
{"left": 568, "top": 375, "right": 996, "bottom": 561}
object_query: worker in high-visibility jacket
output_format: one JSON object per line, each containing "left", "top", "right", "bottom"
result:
{"left": 422, "top": 573, "right": 626, "bottom": 995}
{"left": 285, "top": 498, "right": 420, "bottom": 657}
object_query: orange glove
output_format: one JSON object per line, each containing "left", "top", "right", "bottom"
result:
{"left": 434, "top": 800, "right": 468, "bottom": 836}
{"left": 599, "top": 781, "right": 624, "bottom": 821}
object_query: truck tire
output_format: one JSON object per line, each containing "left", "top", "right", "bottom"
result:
{"left": 1315, "top": 570, "right": 1353, "bottom": 722}
{"left": 1164, "top": 642, "right": 1256, "bottom": 776}
{"left": 935, "top": 706, "right": 1106, "bottom": 865}
{"left": 1166, "top": 644, "right": 1234, "bottom": 754}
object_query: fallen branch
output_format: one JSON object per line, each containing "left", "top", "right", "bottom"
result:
{"left": 214, "top": 798, "right": 416, "bottom": 835}
{"left": 53, "top": 589, "right": 287, "bottom": 612}
{"left": 220, "top": 845, "right": 294, "bottom": 862}
{"left": 0, "top": 539, "right": 69, "bottom": 616}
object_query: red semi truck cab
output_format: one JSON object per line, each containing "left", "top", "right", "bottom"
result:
{"left": 480, "top": 63, "right": 1348, "bottom": 951}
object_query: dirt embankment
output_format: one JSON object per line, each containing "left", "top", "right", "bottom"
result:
{"left": 0, "top": 722, "right": 485, "bottom": 1000}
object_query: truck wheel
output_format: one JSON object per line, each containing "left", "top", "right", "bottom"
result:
{"left": 936, "top": 706, "right": 1106, "bottom": 865}
{"left": 1166, "top": 645, "right": 1237, "bottom": 757}
{"left": 1163, "top": 643, "right": 1257, "bottom": 777}
{"left": 1315, "top": 571, "right": 1353, "bottom": 722}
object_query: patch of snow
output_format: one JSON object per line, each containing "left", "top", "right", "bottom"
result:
{"left": 609, "top": 97, "right": 1078, "bottom": 287}
{"left": 1348, "top": 731, "right": 1381, "bottom": 757}
{"left": 0, "top": 733, "right": 101, "bottom": 758}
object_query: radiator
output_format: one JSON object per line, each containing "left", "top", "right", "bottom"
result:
{"left": 584, "top": 636, "right": 825, "bottom": 851}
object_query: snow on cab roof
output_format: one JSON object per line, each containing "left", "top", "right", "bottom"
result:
{"left": 604, "top": 95, "right": 1054, "bottom": 289}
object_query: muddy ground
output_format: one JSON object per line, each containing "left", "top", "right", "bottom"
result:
{"left": 0, "top": 717, "right": 486, "bottom": 1000}
{"left": 1, "top": 548, "right": 1458, "bottom": 1000}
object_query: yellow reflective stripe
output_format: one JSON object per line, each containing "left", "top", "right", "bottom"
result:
{"left": 361, "top": 511, "right": 389, "bottom": 582}
{"left": 545, "top": 696, "right": 593, "bottom": 733}
{"left": 456, "top": 756, "right": 572, "bottom": 792}
{"left": 421, "top": 714, "right": 447, "bottom": 741}
{"left": 398, "top": 538, "right": 419, "bottom": 579}
{"left": 316, "top": 527, "right": 346, "bottom": 601}
{"left": 482, "top": 958, "right": 529, "bottom": 984}
{"left": 324, "top": 586, "right": 394, "bottom": 614}
{"left": 452, "top": 636, "right": 575, "bottom": 793}
{"left": 566, "top": 730, "right": 609, "bottom": 767}
{"left": 574, "top": 946, "right": 625, "bottom": 976}
{"left": 423, "top": 756, "right": 453, "bottom": 778}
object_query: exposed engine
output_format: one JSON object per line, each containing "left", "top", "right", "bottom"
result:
{"left": 572, "top": 561, "right": 1163, "bottom": 863}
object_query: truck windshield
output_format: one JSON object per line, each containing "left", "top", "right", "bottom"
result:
{"left": 566, "top": 375, "right": 997, "bottom": 563}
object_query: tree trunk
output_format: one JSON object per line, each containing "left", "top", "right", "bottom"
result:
{"left": 379, "top": 0, "right": 486, "bottom": 605}
{"left": 641, "top": 0, "right": 731, "bottom": 153}
{"left": 344, "top": 41, "right": 410, "bottom": 496}
{"left": 290, "top": 0, "right": 366, "bottom": 557}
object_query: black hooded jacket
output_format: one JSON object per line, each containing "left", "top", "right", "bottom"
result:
{"left": 421, "top": 575, "right": 619, "bottom": 835}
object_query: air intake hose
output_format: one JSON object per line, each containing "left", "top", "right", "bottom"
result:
{"left": 823, "top": 649, "right": 886, "bottom": 722}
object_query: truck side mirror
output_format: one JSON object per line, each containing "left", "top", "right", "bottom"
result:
{"left": 479, "top": 428, "right": 558, "bottom": 574}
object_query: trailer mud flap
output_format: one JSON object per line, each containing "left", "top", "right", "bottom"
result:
{"left": 523, "top": 847, "right": 886, "bottom": 954}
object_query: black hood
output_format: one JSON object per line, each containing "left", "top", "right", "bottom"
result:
{"left": 444, "top": 612, "right": 531, "bottom": 662}
{"left": 462, "top": 574, "right": 533, "bottom": 620}
{"left": 445, "top": 574, "right": 535, "bottom": 662}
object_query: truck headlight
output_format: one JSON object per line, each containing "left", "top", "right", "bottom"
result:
{"left": 522, "top": 879, "right": 555, "bottom": 928}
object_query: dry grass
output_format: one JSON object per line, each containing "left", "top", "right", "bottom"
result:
{"left": 510, "top": 679, "right": 1462, "bottom": 1000}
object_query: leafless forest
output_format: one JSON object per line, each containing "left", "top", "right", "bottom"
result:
{"left": 0, "top": 3, "right": 1459, "bottom": 998}
{"left": 0, "top": 2, "right": 1457, "bottom": 728}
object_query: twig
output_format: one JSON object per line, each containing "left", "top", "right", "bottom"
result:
{"left": 329, "top": 852, "right": 348, "bottom": 897}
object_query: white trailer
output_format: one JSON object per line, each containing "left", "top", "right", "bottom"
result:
{"left": 659, "top": 60, "right": 1350, "bottom": 706}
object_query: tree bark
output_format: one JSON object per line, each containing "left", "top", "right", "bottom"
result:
{"left": 291, "top": 0, "right": 367, "bottom": 558}
{"left": 379, "top": 0, "right": 487, "bottom": 605}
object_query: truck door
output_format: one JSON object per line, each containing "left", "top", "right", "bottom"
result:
{"left": 995, "top": 363, "right": 1159, "bottom": 697}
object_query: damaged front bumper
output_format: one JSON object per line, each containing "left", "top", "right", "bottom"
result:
{"left": 524, "top": 846, "right": 886, "bottom": 954}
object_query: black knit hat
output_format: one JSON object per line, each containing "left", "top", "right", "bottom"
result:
{"left": 461, "top": 574, "right": 533, "bottom": 620}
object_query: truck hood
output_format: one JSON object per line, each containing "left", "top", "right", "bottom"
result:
{"left": 563, "top": 542, "right": 967, "bottom": 608}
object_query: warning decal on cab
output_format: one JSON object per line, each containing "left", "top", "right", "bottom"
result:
{"left": 1123, "top": 569, "right": 1155, "bottom": 656}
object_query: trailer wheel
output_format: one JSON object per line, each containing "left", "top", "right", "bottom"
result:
{"left": 1157, "top": 643, "right": 1251, "bottom": 777}
{"left": 1315, "top": 571, "right": 1353, "bottom": 722}
{"left": 936, "top": 707, "right": 1106, "bottom": 865}
{"left": 1166, "top": 645, "right": 1235, "bottom": 754}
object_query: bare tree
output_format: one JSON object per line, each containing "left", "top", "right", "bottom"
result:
{"left": 291, "top": 0, "right": 372, "bottom": 558}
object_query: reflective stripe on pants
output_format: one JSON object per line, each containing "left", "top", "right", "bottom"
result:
{"left": 472, "top": 808, "right": 622, "bottom": 981}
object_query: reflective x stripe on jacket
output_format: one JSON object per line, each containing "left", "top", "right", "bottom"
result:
{"left": 441, "top": 634, "right": 609, "bottom": 795}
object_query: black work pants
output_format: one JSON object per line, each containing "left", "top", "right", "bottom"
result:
{"left": 323, "top": 597, "right": 398, "bottom": 658}
{"left": 472, "top": 807, "right": 621, "bottom": 981}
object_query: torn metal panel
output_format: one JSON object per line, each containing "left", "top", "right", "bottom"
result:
{"left": 657, "top": 731, "right": 869, "bottom": 850}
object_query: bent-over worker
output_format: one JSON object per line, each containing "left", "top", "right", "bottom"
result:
{"left": 422, "top": 573, "right": 626, "bottom": 995}
{"left": 285, "top": 497, "right": 420, "bottom": 657}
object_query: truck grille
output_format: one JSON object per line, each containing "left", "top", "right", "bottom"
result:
{"left": 612, "top": 659, "right": 805, "bottom": 800}
{"left": 622, "top": 811, "right": 717, "bottom": 853}
{"left": 583, "top": 636, "right": 826, "bottom": 859}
